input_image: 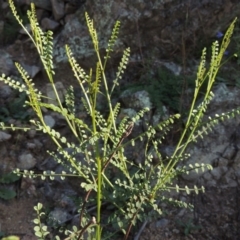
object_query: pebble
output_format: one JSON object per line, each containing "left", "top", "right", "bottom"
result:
{"left": 0, "top": 131, "right": 11, "bottom": 142}
{"left": 17, "top": 153, "right": 37, "bottom": 170}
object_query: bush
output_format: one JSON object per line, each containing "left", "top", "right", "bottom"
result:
{"left": 0, "top": 1, "right": 238, "bottom": 239}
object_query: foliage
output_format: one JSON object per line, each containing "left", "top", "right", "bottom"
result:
{"left": 33, "top": 203, "right": 50, "bottom": 240}
{"left": 176, "top": 218, "right": 202, "bottom": 236}
{"left": 0, "top": 172, "right": 21, "bottom": 200}
{"left": 0, "top": 4, "right": 28, "bottom": 45}
{"left": 0, "top": 91, "right": 32, "bottom": 123}
{"left": 1, "top": 236, "right": 20, "bottom": 240}
{"left": 123, "top": 66, "right": 195, "bottom": 113}
{"left": 0, "top": 1, "right": 238, "bottom": 239}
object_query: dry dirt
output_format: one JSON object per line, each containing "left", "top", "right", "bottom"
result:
{"left": 1, "top": 182, "right": 240, "bottom": 239}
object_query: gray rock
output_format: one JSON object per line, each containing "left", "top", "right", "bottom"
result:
{"left": 155, "top": 218, "right": 169, "bottom": 228}
{"left": 41, "top": 18, "right": 60, "bottom": 31}
{"left": 47, "top": 208, "right": 72, "bottom": 226}
{"left": 21, "top": 64, "right": 41, "bottom": 79}
{"left": 19, "top": 24, "right": 31, "bottom": 35}
{"left": 210, "top": 167, "right": 227, "bottom": 181}
{"left": 202, "top": 171, "right": 212, "bottom": 181}
{"left": 120, "top": 90, "right": 152, "bottom": 110}
{"left": 26, "top": 142, "right": 37, "bottom": 149}
{"left": 44, "top": 115, "right": 56, "bottom": 128}
{"left": 45, "top": 81, "right": 66, "bottom": 105}
{"left": 217, "top": 157, "right": 229, "bottom": 167}
{"left": 0, "top": 20, "right": 4, "bottom": 35}
{"left": 152, "top": 106, "right": 169, "bottom": 125}
{"left": 0, "top": 131, "right": 11, "bottom": 142}
{"left": 17, "top": 153, "right": 37, "bottom": 170}
{"left": 26, "top": 140, "right": 43, "bottom": 150}
{"left": 25, "top": 0, "right": 52, "bottom": 11}
{"left": 118, "top": 108, "right": 139, "bottom": 124}
{"left": 0, "top": 84, "right": 13, "bottom": 99}
{"left": 212, "top": 83, "right": 235, "bottom": 106}
{"left": 51, "top": 0, "right": 65, "bottom": 21}
{"left": 27, "top": 129, "right": 37, "bottom": 138}
{"left": 53, "top": 0, "right": 240, "bottom": 72}
{"left": 159, "top": 61, "right": 182, "bottom": 76}
{"left": 222, "top": 169, "right": 237, "bottom": 187}
{"left": 0, "top": 50, "right": 15, "bottom": 76}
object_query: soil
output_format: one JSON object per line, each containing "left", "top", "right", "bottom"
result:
{"left": 1, "top": 37, "right": 240, "bottom": 240}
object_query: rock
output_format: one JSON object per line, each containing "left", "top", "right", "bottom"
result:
{"left": 222, "top": 144, "right": 237, "bottom": 160}
{"left": 0, "top": 20, "right": 4, "bottom": 35}
{"left": 0, "top": 50, "right": 15, "bottom": 76}
{"left": 222, "top": 169, "right": 237, "bottom": 187}
{"left": 155, "top": 218, "right": 169, "bottom": 228}
{"left": 152, "top": 106, "right": 169, "bottom": 125}
{"left": 202, "top": 171, "right": 212, "bottom": 181}
{"left": 180, "top": 147, "right": 214, "bottom": 181}
{"left": 26, "top": 142, "right": 36, "bottom": 149}
{"left": 212, "top": 83, "right": 236, "bottom": 106}
{"left": 25, "top": 0, "right": 52, "bottom": 11}
{"left": 20, "top": 177, "right": 37, "bottom": 196}
{"left": 158, "top": 61, "right": 182, "bottom": 76}
{"left": 56, "top": 192, "right": 77, "bottom": 212}
{"left": 45, "top": 81, "right": 66, "bottom": 105}
{"left": 47, "top": 207, "right": 72, "bottom": 226}
{"left": 0, "top": 131, "right": 11, "bottom": 142}
{"left": 210, "top": 166, "right": 227, "bottom": 181}
{"left": 44, "top": 115, "right": 56, "bottom": 128}
{"left": 27, "top": 129, "right": 37, "bottom": 138}
{"left": 21, "top": 63, "right": 41, "bottom": 78}
{"left": 65, "top": 3, "right": 77, "bottom": 14}
{"left": 19, "top": 24, "right": 31, "bottom": 35}
{"left": 26, "top": 140, "right": 43, "bottom": 150}
{"left": 52, "top": 0, "right": 240, "bottom": 72}
{"left": 51, "top": 0, "right": 65, "bottom": 21}
{"left": 17, "top": 152, "right": 37, "bottom": 170}
{"left": 120, "top": 90, "right": 152, "bottom": 110}
{"left": 41, "top": 17, "right": 60, "bottom": 31}
{"left": 0, "top": 84, "right": 12, "bottom": 99}
{"left": 118, "top": 108, "right": 138, "bottom": 124}
{"left": 217, "top": 157, "right": 228, "bottom": 167}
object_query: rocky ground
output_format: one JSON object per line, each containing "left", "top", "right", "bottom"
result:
{"left": 0, "top": 41, "right": 240, "bottom": 240}
{"left": 1, "top": 1, "right": 240, "bottom": 240}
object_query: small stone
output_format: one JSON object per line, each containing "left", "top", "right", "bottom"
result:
{"left": 26, "top": 142, "right": 36, "bottom": 149}
{"left": 26, "top": 0, "right": 52, "bottom": 11}
{"left": 19, "top": 24, "right": 31, "bottom": 34}
{"left": 41, "top": 17, "right": 60, "bottom": 31}
{"left": 0, "top": 50, "right": 15, "bottom": 76}
{"left": 27, "top": 129, "right": 37, "bottom": 138}
{"left": 44, "top": 115, "right": 56, "bottom": 128}
{"left": 17, "top": 153, "right": 37, "bottom": 170}
{"left": 161, "top": 61, "right": 182, "bottom": 76}
{"left": 0, "top": 84, "right": 13, "bottom": 99}
{"left": 120, "top": 90, "right": 152, "bottom": 110}
{"left": 47, "top": 208, "right": 71, "bottom": 226}
{"left": 172, "top": 228, "right": 180, "bottom": 234}
{"left": 45, "top": 81, "right": 66, "bottom": 105}
{"left": 21, "top": 64, "right": 41, "bottom": 79}
{"left": 156, "top": 218, "right": 169, "bottom": 228}
{"left": 51, "top": 0, "right": 65, "bottom": 21}
{"left": 0, "top": 131, "right": 11, "bottom": 142}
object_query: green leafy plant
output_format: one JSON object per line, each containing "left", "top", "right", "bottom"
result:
{"left": 0, "top": 172, "right": 20, "bottom": 200}
{"left": 0, "top": 91, "right": 32, "bottom": 122}
{"left": 33, "top": 203, "right": 50, "bottom": 240}
{"left": 0, "top": 1, "right": 239, "bottom": 239}
{"left": 0, "top": 3, "right": 28, "bottom": 45}
{"left": 123, "top": 65, "right": 195, "bottom": 113}
{"left": 176, "top": 218, "right": 202, "bottom": 236}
